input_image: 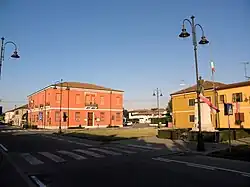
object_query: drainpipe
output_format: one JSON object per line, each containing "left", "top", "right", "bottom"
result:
{"left": 44, "top": 89, "right": 47, "bottom": 129}
{"left": 110, "top": 90, "right": 112, "bottom": 126}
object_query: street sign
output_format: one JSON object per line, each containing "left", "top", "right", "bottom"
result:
{"left": 224, "top": 103, "right": 233, "bottom": 116}
{"left": 39, "top": 112, "right": 43, "bottom": 120}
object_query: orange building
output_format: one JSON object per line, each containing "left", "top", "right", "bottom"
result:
{"left": 27, "top": 82, "right": 124, "bottom": 129}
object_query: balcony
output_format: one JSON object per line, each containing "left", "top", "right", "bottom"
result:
{"left": 85, "top": 102, "right": 98, "bottom": 109}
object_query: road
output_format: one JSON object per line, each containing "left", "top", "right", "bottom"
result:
{"left": 0, "top": 127, "right": 250, "bottom": 187}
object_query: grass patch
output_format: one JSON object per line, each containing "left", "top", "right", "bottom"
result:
{"left": 208, "top": 145, "right": 250, "bottom": 162}
{"left": 62, "top": 128, "right": 157, "bottom": 142}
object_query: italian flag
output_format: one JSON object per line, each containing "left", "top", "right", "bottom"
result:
{"left": 211, "top": 61, "right": 215, "bottom": 72}
{"left": 199, "top": 93, "right": 220, "bottom": 113}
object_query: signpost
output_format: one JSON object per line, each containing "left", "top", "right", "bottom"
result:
{"left": 224, "top": 103, "right": 233, "bottom": 152}
{"left": 39, "top": 112, "right": 43, "bottom": 121}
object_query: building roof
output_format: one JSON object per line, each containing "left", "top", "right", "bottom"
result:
{"left": 4, "top": 104, "right": 28, "bottom": 113}
{"left": 171, "top": 80, "right": 250, "bottom": 96}
{"left": 170, "top": 80, "right": 226, "bottom": 95}
{"left": 129, "top": 108, "right": 166, "bottom": 114}
{"left": 28, "top": 81, "right": 124, "bottom": 97}
{"left": 216, "top": 80, "right": 250, "bottom": 90}
{"left": 56, "top": 82, "right": 123, "bottom": 92}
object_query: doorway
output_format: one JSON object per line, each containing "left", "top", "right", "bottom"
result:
{"left": 87, "top": 112, "right": 93, "bottom": 126}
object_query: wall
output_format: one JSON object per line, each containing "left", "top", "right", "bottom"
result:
{"left": 217, "top": 86, "right": 250, "bottom": 129}
{"left": 12, "top": 108, "right": 28, "bottom": 126}
{"left": 28, "top": 87, "right": 124, "bottom": 128}
{"left": 172, "top": 90, "right": 214, "bottom": 128}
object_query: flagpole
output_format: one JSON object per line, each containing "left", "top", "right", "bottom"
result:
{"left": 210, "top": 42, "right": 218, "bottom": 129}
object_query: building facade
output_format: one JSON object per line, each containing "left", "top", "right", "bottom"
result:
{"left": 28, "top": 82, "right": 124, "bottom": 129}
{"left": 4, "top": 104, "right": 28, "bottom": 126}
{"left": 128, "top": 108, "right": 167, "bottom": 124}
{"left": 171, "top": 80, "right": 250, "bottom": 129}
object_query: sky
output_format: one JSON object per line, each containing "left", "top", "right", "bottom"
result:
{"left": 0, "top": 0, "right": 249, "bottom": 111}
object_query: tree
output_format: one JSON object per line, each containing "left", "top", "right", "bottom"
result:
{"left": 167, "top": 98, "right": 172, "bottom": 113}
{"left": 123, "top": 108, "right": 129, "bottom": 119}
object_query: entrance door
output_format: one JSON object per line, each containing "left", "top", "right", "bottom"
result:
{"left": 87, "top": 112, "right": 93, "bottom": 126}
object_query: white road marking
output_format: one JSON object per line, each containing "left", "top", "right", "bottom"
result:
{"left": 104, "top": 147, "right": 136, "bottom": 154}
{"left": 128, "top": 144, "right": 162, "bottom": 150}
{"left": 21, "top": 153, "right": 44, "bottom": 165}
{"left": 41, "top": 134, "right": 92, "bottom": 147}
{"left": 186, "top": 163, "right": 215, "bottom": 170}
{"left": 242, "top": 174, "right": 250, "bottom": 178}
{"left": 30, "top": 175, "right": 46, "bottom": 187}
{"left": 0, "top": 143, "right": 8, "bottom": 152}
{"left": 89, "top": 148, "right": 122, "bottom": 156}
{"left": 74, "top": 149, "right": 105, "bottom": 158}
{"left": 152, "top": 157, "right": 250, "bottom": 177}
{"left": 57, "top": 150, "right": 86, "bottom": 160}
{"left": 115, "top": 144, "right": 149, "bottom": 152}
{"left": 67, "top": 140, "right": 92, "bottom": 147}
{"left": 38, "top": 152, "right": 65, "bottom": 163}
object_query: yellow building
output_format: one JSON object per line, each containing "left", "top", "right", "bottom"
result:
{"left": 171, "top": 80, "right": 250, "bottom": 129}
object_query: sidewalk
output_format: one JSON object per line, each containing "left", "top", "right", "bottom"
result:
{"left": 112, "top": 136, "right": 250, "bottom": 155}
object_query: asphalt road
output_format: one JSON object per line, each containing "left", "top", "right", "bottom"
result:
{"left": 0, "top": 128, "right": 250, "bottom": 187}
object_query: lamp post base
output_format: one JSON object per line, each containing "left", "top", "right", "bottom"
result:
{"left": 58, "top": 127, "right": 62, "bottom": 134}
{"left": 196, "top": 133, "right": 205, "bottom": 151}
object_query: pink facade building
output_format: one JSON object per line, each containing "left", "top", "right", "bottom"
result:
{"left": 27, "top": 82, "right": 124, "bottom": 129}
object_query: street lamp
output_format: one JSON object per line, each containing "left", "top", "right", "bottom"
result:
{"left": 0, "top": 37, "right": 20, "bottom": 78}
{"left": 65, "top": 83, "right": 70, "bottom": 128}
{"left": 53, "top": 79, "right": 63, "bottom": 133}
{"left": 179, "top": 16, "right": 209, "bottom": 151}
{"left": 153, "top": 88, "right": 163, "bottom": 128}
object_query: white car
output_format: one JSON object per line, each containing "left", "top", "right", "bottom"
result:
{"left": 126, "top": 121, "right": 133, "bottom": 126}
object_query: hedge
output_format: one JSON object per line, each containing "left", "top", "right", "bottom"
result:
{"left": 158, "top": 129, "right": 250, "bottom": 142}
{"left": 158, "top": 129, "right": 189, "bottom": 140}
{"left": 151, "top": 118, "right": 167, "bottom": 124}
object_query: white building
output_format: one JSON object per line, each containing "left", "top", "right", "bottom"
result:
{"left": 5, "top": 110, "right": 15, "bottom": 124}
{"left": 5, "top": 104, "right": 28, "bottom": 126}
{"left": 128, "top": 108, "right": 167, "bottom": 124}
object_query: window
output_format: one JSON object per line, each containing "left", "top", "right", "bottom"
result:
{"left": 232, "top": 93, "right": 243, "bottom": 102}
{"left": 75, "top": 94, "right": 81, "bottom": 104}
{"left": 85, "top": 94, "right": 91, "bottom": 104}
{"left": 219, "top": 95, "right": 225, "bottom": 103}
{"left": 235, "top": 113, "right": 244, "bottom": 122}
{"left": 116, "top": 97, "right": 121, "bottom": 105}
{"left": 56, "top": 93, "right": 61, "bottom": 103}
{"left": 100, "top": 96, "right": 104, "bottom": 105}
{"left": 189, "top": 115, "right": 195, "bottom": 122}
{"left": 100, "top": 112, "right": 105, "bottom": 121}
{"left": 189, "top": 99, "right": 195, "bottom": 106}
{"left": 55, "top": 111, "right": 60, "bottom": 122}
{"left": 75, "top": 112, "right": 81, "bottom": 122}
{"left": 91, "top": 95, "right": 96, "bottom": 104}
{"left": 116, "top": 112, "right": 121, "bottom": 121}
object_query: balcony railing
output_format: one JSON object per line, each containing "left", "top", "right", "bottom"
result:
{"left": 85, "top": 102, "right": 98, "bottom": 109}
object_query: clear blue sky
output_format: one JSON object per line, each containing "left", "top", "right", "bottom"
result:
{"left": 0, "top": 0, "right": 249, "bottom": 111}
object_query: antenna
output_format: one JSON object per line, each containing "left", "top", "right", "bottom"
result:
{"left": 241, "top": 62, "right": 250, "bottom": 80}
{"left": 180, "top": 80, "right": 186, "bottom": 86}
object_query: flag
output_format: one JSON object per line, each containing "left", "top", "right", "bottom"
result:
{"left": 210, "top": 61, "right": 215, "bottom": 72}
{"left": 235, "top": 102, "right": 239, "bottom": 113}
{"left": 199, "top": 93, "right": 220, "bottom": 113}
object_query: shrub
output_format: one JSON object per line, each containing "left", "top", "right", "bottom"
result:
{"left": 158, "top": 129, "right": 189, "bottom": 140}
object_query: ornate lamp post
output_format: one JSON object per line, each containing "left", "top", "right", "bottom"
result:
{"left": 0, "top": 37, "right": 20, "bottom": 78}
{"left": 153, "top": 88, "right": 163, "bottom": 128}
{"left": 179, "top": 16, "right": 209, "bottom": 151}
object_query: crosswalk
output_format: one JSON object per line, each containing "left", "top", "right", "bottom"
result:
{"left": 19, "top": 144, "right": 162, "bottom": 166}
{"left": 0, "top": 129, "right": 27, "bottom": 133}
